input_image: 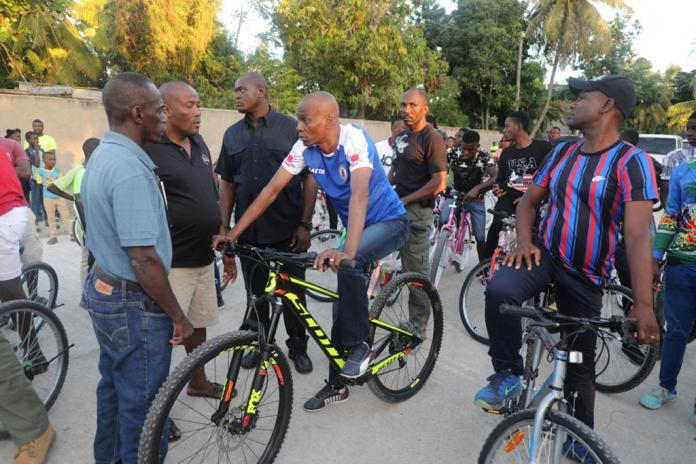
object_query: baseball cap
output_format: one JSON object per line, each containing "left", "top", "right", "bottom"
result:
{"left": 567, "top": 75, "right": 636, "bottom": 118}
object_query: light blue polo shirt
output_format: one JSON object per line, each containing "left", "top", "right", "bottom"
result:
{"left": 82, "top": 131, "right": 172, "bottom": 281}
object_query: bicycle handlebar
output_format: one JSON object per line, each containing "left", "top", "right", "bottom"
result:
{"left": 218, "top": 241, "right": 357, "bottom": 269}
{"left": 487, "top": 209, "right": 514, "bottom": 220}
{"left": 500, "top": 303, "right": 638, "bottom": 343}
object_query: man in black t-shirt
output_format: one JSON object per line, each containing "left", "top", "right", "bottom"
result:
{"left": 389, "top": 88, "right": 448, "bottom": 330}
{"left": 145, "top": 81, "right": 222, "bottom": 401}
{"left": 484, "top": 111, "right": 553, "bottom": 257}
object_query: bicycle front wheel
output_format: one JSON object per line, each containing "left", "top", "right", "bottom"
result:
{"left": 595, "top": 284, "right": 657, "bottom": 393}
{"left": 479, "top": 409, "right": 619, "bottom": 463}
{"left": 367, "top": 272, "right": 443, "bottom": 402}
{"left": 21, "top": 261, "right": 59, "bottom": 309}
{"left": 0, "top": 300, "right": 69, "bottom": 440}
{"left": 459, "top": 258, "right": 501, "bottom": 345}
{"left": 138, "top": 331, "right": 293, "bottom": 464}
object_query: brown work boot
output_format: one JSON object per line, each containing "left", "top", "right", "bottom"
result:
{"left": 14, "top": 423, "right": 55, "bottom": 464}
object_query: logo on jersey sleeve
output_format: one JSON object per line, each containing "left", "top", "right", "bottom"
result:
{"left": 350, "top": 153, "right": 360, "bottom": 166}
{"left": 283, "top": 153, "right": 294, "bottom": 167}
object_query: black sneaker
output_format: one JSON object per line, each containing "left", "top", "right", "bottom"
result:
{"left": 303, "top": 381, "right": 349, "bottom": 412}
{"left": 340, "top": 341, "right": 373, "bottom": 378}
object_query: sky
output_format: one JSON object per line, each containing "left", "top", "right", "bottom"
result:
{"left": 222, "top": 0, "right": 696, "bottom": 78}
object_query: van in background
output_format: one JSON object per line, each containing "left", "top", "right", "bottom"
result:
{"left": 638, "top": 134, "right": 682, "bottom": 164}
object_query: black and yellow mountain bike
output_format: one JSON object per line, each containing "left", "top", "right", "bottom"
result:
{"left": 138, "top": 242, "right": 443, "bottom": 464}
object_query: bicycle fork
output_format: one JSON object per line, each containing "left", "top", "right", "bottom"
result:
{"left": 528, "top": 350, "right": 571, "bottom": 464}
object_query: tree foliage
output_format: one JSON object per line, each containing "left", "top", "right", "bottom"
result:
{"left": 0, "top": 0, "right": 101, "bottom": 86}
{"left": 273, "top": 0, "right": 448, "bottom": 119}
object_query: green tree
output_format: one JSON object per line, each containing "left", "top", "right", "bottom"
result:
{"left": 580, "top": 14, "right": 639, "bottom": 79}
{"left": 273, "top": 0, "right": 448, "bottom": 119}
{"left": 436, "top": 0, "right": 528, "bottom": 129}
{"left": 0, "top": 0, "right": 101, "bottom": 86}
{"left": 244, "top": 45, "right": 305, "bottom": 115}
{"left": 427, "top": 77, "right": 469, "bottom": 128}
{"left": 521, "top": 0, "right": 627, "bottom": 136}
{"left": 667, "top": 71, "right": 696, "bottom": 131}
{"left": 91, "top": 0, "right": 220, "bottom": 82}
{"left": 193, "top": 29, "right": 244, "bottom": 109}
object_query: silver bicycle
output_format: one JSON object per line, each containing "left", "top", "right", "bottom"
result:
{"left": 478, "top": 304, "right": 629, "bottom": 464}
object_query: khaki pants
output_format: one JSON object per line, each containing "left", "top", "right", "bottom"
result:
{"left": 44, "top": 197, "right": 71, "bottom": 239}
{"left": 0, "top": 334, "right": 49, "bottom": 445}
{"left": 169, "top": 264, "right": 219, "bottom": 328}
{"left": 400, "top": 203, "right": 433, "bottom": 330}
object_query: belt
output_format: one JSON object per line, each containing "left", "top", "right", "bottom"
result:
{"left": 94, "top": 266, "right": 144, "bottom": 293}
{"left": 666, "top": 255, "right": 696, "bottom": 266}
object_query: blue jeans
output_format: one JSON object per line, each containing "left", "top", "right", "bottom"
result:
{"left": 463, "top": 199, "right": 486, "bottom": 243}
{"left": 329, "top": 215, "right": 411, "bottom": 385}
{"left": 659, "top": 263, "right": 696, "bottom": 393}
{"left": 83, "top": 272, "right": 172, "bottom": 464}
{"left": 29, "top": 180, "right": 47, "bottom": 223}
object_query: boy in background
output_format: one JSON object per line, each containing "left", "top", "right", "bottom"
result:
{"left": 35, "top": 152, "right": 71, "bottom": 244}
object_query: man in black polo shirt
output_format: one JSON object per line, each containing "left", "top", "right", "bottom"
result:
{"left": 389, "top": 88, "right": 448, "bottom": 330}
{"left": 216, "top": 72, "right": 315, "bottom": 373}
{"left": 145, "top": 81, "right": 222, "bottom": 401}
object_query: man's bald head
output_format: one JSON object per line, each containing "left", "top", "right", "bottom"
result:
{"left": 297, "top": 91, "right": 339, "bottom": 119}
{"left": 159, "top": 81, "right": 197, "bottom": 105}
{"left": 235, "top": 72, "right": 269, "bottom": 114}
{"left": 102, "top": 72, "right": 160, "bottom": 126}
{"left": 296, "top": 91, "right": 341, "bottom": 149}
{"left": 159, "top": 80, "right": 201, "bottom": 137}
{"left": 401, "top": 88, "right": 429, "bottom": 130}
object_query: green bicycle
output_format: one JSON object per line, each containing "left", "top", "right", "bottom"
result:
{"left": 138, "top": 242, "right": 443, "bottom": 463}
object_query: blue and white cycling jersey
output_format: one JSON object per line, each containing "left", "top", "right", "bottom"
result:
{"left": 282, "top": 124, "right": 405, "bottom": 227}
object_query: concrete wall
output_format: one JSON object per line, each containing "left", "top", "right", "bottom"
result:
{"left": 0, "top": 92, "right": 501, "bottom": 173}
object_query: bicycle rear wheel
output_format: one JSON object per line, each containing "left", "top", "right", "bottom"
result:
{"left": 594, "top": 284, "right": 657, "bottom": 393}
{"left": 139, "top": 331, "right": 292, "bottom": 464}
{"left": 367, "top": 272, "right": 443, "bottom": 402}
{"left": 21, "top": 261, "right": 59, "bottom": 309}
{"left": 478, "top": 409, "right": 619, "bottom": 464}
{"left": 458, "top": 257, "right": 502, "bottom": 345}
{"left": 0, "top": 300, "right": 69, "bottom": 440}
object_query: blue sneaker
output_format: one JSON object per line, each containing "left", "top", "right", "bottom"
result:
{"left": 474, "top": 370, "right": 522, "bottom": 410}
{"left": 563, "top": 439, "right": 597, "bottom": 464}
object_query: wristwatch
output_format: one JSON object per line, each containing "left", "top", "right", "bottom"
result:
{"left": 300, "top": 221, "right": 312, "bottom": 231}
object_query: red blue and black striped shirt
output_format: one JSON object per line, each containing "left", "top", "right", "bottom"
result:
{"left": 534, "top": 140, "right": 658, "bottom": 286}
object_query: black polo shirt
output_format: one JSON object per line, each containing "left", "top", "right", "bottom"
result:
{"left": 145, "top": 133, "right": 221, "bottom": 267}
{"left": 216, "top": 109, "right": 303, "bottom": 245}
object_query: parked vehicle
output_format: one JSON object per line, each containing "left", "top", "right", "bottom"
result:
{"left": 638, "top": 134, "right": 682, "bottom": 164}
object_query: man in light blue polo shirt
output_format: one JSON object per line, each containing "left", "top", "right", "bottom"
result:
{"left": 81, "top": 72, "right": 193, "bottom": 464}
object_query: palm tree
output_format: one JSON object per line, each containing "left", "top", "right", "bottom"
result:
{"left": 514, "top": 0, "right": 628, "bottom": 137}
{"left": 1, "top": 1, "right": 101, "bottom": 85}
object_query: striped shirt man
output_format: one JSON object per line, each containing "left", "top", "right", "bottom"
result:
{"left": 534, "top": 140, "right": 658, "bottom": 285}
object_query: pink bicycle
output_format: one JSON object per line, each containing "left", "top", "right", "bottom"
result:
{"left": 429, "top": 190, "right": 475, "bottom": 288}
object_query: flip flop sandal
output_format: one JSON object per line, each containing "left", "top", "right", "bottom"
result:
{"left": 169, "top": 420, "right": 182, "bottom": 442}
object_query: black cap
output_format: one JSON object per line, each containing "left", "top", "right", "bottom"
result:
{"left": 567, "top": 75, "right": 636, "bottom": 118}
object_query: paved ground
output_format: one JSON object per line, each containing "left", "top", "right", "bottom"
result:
{"left": 1, "top": 237, "right": 695, "bottom": 463}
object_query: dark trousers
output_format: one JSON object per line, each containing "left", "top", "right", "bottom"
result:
{"left": 485, "top": 244, "right": 602, "bottom": 428}
{"left": 239, "top": 237, "right": 307, "bottom": 349}
{"left": 484, "top": 196, "right": 516, "bottom": 258}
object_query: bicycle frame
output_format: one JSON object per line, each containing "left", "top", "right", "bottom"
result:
{"left": 215, "top": 259, "right": 423, "bottom": 433}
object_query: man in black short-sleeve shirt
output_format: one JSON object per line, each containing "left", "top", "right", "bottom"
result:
{"left": 389, "top": 88, "right": 447, "bottom": 330}
{"left": 215, "top": 72, "right": 315, "bottom": 374}
{"left": 145, "top": 81, "right": 221, "bottom": 399}
{"left": 485, "top": 111, "right": 552, "bottom": 257}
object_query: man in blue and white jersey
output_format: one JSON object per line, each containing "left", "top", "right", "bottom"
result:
{"left": 218, "top": 91, "right": 410, "bottom": 411}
